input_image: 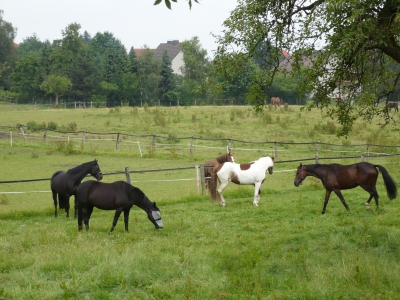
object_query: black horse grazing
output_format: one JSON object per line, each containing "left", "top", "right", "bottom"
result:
{"left": 76, "top": 180, "right": 163, "bottom": 233}
{"left": 50, "top": 159, "right": 103, "bottom": 218}
{"left": 294, "top": 162, "right": 397, "bottom": 214}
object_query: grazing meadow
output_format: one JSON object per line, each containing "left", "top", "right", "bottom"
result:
{"left": 1, "top": 103, "right": 400, "bottom": 299}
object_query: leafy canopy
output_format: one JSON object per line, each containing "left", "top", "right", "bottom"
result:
{"left": 214, "top": 0, "right": 400, "bottom": 136}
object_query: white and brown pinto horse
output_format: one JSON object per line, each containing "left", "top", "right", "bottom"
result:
{"left": 209, "top": 156, "right": 274, "bottom": 206}
{"left": 204, "top": 152, "right": 234, "bottom": 190}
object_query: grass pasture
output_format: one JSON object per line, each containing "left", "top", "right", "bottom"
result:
{"left": 1, "top": 103, "right": 400, "bottom": 299}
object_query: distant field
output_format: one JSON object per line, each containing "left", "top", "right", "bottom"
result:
{"left": 1, "top": 103, "right": 400, "bottom": 299}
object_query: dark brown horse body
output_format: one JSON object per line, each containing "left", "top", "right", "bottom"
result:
{"left": 50, "top": 159, "right": 103, "bottom": 218}
{"left": 76, "top": 180, "right": 163, "bottom": 232}
{"left": 204, "top": 152, "right": 234, "bottom": 190}
{"left": 294, "top": 162, "right": 397, "bottom": 214}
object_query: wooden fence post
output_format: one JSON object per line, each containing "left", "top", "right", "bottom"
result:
{"left": 10, "top": 131, "right": 12, "bottom": 147}
{"left": 190, "top": 136, "right": 194, "bottom": 154}
{"left": 125, "top": 167, "right": 131, "bottom": 184}
{"left": 315, "top": 140, "right": 320, "bottom": 164}
{"left": 116, "top": 133, "right": 120, "bottom": 149}
{"left": 152, "top": 135, "right": 156, "bottom": 151}
{"left": 274, "top": 141, "right": 278, "bottom": 158}
{"left": 19, "top": 125, "right": 26, "bottom": 141}
{"left": 82, "top": 131, "right": 86, "bottom": 144}
{"left": 200, "top": 164, "right": 205, "bottom": 195}
{"left": 366, "top": 144, "right": 370, "bottom": 158}
{"left": 195, "top": 165, "right": 200, "bottom": 195}
{"left": 228, "top": 139, "right": 232, "bottom": 153}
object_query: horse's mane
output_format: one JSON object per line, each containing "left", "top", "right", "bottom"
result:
{"left": 67, "top": 161, "right": 94, "bottom": 175}
{"left": 215, "top": 153, "right": 231, "bottom": 164}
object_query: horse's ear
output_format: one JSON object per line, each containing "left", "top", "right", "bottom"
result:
{"left": 299, "top": 163, "right": 302, "bottom": 168}
{"left": 270, "top": 156, "right": 274, "bottom": 161}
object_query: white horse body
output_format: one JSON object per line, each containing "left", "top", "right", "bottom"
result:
{"left": 214, "top": 156, "right": 274, "bottom": 206}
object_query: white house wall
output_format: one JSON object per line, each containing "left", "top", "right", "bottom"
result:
{"left": 171, "top": 51, "right": 184, "bottom": 75}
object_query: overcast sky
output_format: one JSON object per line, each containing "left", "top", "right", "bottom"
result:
{"left": 2, "top": 0, "right": 238, "bottom": 58}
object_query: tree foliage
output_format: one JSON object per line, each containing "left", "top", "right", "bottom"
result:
{"left": 214, "top": 0, "right": 400, "bottom": 135}
{"left": 40, "top": 74, "right": 72, "bottom": 105}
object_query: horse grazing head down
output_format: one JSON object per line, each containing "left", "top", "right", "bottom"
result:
{"left": 146, "top": 201, "right": 163, "bottom": 229}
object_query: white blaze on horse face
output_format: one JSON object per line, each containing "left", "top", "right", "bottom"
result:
{"left": 152, "top": 211, "right": 163, "bottom": 228}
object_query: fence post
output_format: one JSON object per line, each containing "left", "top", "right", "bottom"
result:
{"left": 200, "top": 164, "right": 205, "bottom": 195}
{"left": 19, "top": 125, "right": 26, "bottom": 141}
{"left": 274, "top": 141, "right": 278, "bottom": 158}
{"left": 43, "top": 129, "right": 47, "bottom": 143}
{"left": 361, "top": 155, "right": 365, "bottom": 162}
{"left": 82, "top": 131, "right": 86, "bottom": 144}
{"left": 10, "top": 131, "right": 12, "bottom": 146}
{"left": 125, "top": 167, "right": 131, "bottom": 184}
{"left": 315, "top": 140, "right": 320, "bottom": 163}
{"left": 366, "top": 144, "right": 370, "bottom": 158}
{"left": 228, "top": 139, "right": 232, "bottom": 153}
{"left": 190, "top": 136, "right": 194, "bottom": 154}
{"left": 152, "top": 135, "right": 156, "bottom": 151}
{"left": 116, "top": 133, "right": 120, "bottom": 149}
{"left": 195, "top": 165, "right": 200, "bottom": 195}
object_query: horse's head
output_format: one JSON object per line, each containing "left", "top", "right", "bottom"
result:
{"left": 228, "top": 152, "right": 235, "bottom": 163}
{"left": 90, "top": 159, "right": 103, "bottom": 181}
{"left": 294, "top": 164, "right": 305, "bottom": 187}
{"left": 147, "top": 202, "right": 163, "bottom": 229}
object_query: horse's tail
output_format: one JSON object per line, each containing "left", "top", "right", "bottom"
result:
{"left": 209, "top": 165, "right": 218, "bottom": 201}
{"left": 375, "top": 165, "right": 398, "bottom": 200}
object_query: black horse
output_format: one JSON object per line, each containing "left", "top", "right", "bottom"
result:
{"left": 50, "top": 159, "right": 103, "bottom": 218}
{"left": 294, "top": 162, "right": 397, "bottom": 214}
{"left": 76, "top": 180, "right": 163, "bottom": 233}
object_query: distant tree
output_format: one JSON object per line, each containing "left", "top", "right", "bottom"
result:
{"left": 159, "top": 51, "right": 177, "bottom": 104}
{"left": 179, "top": 37, "right": 210, "bottom": 103}
{"left": 16, "top": 34, "right": 47, "bottom": 58}
{"left": 50, "top": 23, "right": 99, "bottom": 101}
{"left": 81, "top": 30, "right": 92, "bottom": 44}
{"left": 40, "top": 74, "right": 72, "bottom": 105}
{"left": 128, "top": 47, "right": 138, "bottom": 74}
{"left": 0, "top": 10, "right": 17, "bottom": 89}
{"left": 10, "top": 52, "right": 44, "bottom": 101}
{"left": 137, "top": 47, "right": 161, "bottom": 105}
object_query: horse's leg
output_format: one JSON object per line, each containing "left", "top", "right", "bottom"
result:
{"left": 64, "top": 195, "right": 70, "bottom": 218}
{"left": 77, "top": 204, "right": 83, "bottom": 231}
{"left": 253, "top": 182, "right": 262, "bottom": 206}
{"left": 333, "top": 189, "right": 350, "bottom": 212}
{"left": 360, "top": 184, "right": 379, "bottom": 209}
{"left": 110, "top": 208, "right": 124, "bottom": 233}
{"left": 217, "top": 181, "right": 229, "bottom": 207}
{"left": 52, "top": 191, "right": 58, "bottom": 217}
{"left": 322, "top": 189, "right": 333, "bottom": 214}
{"left": 80, "top": 205, "right": 90, "bottom": 231}
{"left": 123, "top": 209, "right": 130, "bottom": 232}
{"left": 73, "top": 195, "right": 78, "bottom": 219}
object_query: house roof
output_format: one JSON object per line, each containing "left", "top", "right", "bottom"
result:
{"left": 153, "top": 40, "right": 181, "bottom": 61}
{"left": 133, "top": 48, "right": 153, "bottom": 57}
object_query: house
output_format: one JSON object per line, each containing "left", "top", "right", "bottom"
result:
{"left": 152, "top": 40, "right": 184, "bottom": 75}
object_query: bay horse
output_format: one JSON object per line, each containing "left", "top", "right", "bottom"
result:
{"left": 294, "top": 162, "right": 397, "bottom": 214}
{"left": 76, "top": 180, "right": 163, "bottom": 233}
{"left": 209, "top": 156, "right": 274, "bottom": 206}
{"left": 50, "top": 159, "right": 103, "bottom": 218}
{"left": 204, "top": 152, "right": 234, "bottom": 190}
{"left": 388, "top": 102, "right": 399, "bottom": 112}
{"left": 271, "top": 97, "right": 281, "bottom": 106}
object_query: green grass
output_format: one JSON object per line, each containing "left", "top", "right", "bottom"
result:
{"left": 1, "top": 103, "right": 400, "bottom": 299}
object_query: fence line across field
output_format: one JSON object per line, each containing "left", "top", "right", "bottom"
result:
{"left": 2, "top": 129, "right": 400, "bottom": 161}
